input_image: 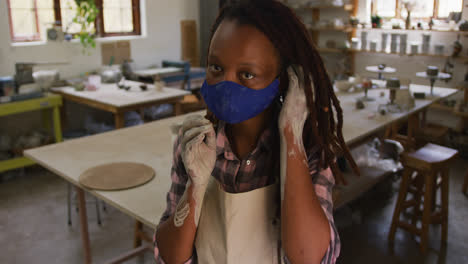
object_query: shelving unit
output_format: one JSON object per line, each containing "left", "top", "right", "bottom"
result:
{"left": 292, "top": 0, "right": 359, "bottom": 75}
{"left": 317, "top": 47, "right": 468, "bottom": 62}
{"left": 358, "top": 27, "right": 468, "bottom": 35}
{"left": 292, "top": 4, "right": 354, "bottom": 12}
{"left": 306, "top": 25, "right": 354, "bottom": 32}
{"left": 0, "top": 94, "right": 63, "bottom": 173}
{"left": 351, "top": 49, "right": 468, "bottom": 60}
{"left": 290, "top": 2, "right": 466, "bottom": 77}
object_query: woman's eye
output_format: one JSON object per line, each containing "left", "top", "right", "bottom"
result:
{"left": 209, "top": 64, "right": 222, "bottom": 73}
{"left": 241, "top": 72, "right": 255, "bottom": 80}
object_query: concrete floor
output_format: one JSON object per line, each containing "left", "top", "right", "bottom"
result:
{"left": 0, "top": 159, "right": 467, "bottom": 264}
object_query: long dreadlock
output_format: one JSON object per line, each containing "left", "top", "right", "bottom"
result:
{"left": 205, "top": 0, "right": 359, "bottom": 184}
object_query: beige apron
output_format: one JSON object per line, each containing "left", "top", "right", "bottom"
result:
{"left": 195, "top": 178, "right": 283, "bottom": 264}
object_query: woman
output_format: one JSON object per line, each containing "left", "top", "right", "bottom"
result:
{"left": 154, "top": 1, "right": 357, "bottom": 263}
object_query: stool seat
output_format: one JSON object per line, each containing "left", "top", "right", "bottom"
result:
{"left": 402, "top": 143, "right": 458, "bottom": 171}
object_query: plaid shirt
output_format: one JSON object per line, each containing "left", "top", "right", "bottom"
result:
{"left": 153, "top": 119, "right": 340, "bottom": 264}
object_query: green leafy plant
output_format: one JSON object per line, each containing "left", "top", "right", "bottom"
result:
{"left": 73, "top": 0, "right": 99, "bottom": 50}
{"left": 371, "top": 15, "right": 382, "bottom": 28}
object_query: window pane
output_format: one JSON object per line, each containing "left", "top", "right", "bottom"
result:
{"left": 438, "top": 0, "right": 462, "bottom": 18}
{"left": 60, "top": 0, "right": 81, "bottom": 33}
{"left": 376, "top": 0, "right": 396, "bottom": 17}
{"left": 8, "top": 0, "right": 43, "bottom": 40}
{"left": 411, "top": 0, "right": 434, "bottom": 18}
{"left": 103, "top": 0, "right": 134, "bottom": 33}
{"left": 36, "top": 0, "right": 53, "bottom": 9}
{"left": 11, "top": 7, "right": 37, "bottom": 37}
{"left": 9, "top": 0, "right": 34, "bottom": 9}
{"left": 36, "top": 0, "right": 55, "bottom": 39}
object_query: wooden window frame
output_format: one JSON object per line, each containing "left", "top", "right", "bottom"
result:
{"left": 96, "top": 0, "right": 141, "bottom": 37}
{"left": 7, "top": 0, "right": 141, "bottom": 43}
{"left": 7, "top": 0, "right": 41, "bottom": 42}
{"left": 373, "top": 0, "right": 463, "bottom": 20}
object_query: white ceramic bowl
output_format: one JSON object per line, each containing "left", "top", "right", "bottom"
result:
{"left": 335, "top": 80, "right": 353, "bottom": 92}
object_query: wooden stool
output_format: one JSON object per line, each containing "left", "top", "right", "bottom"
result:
{"left": 388, "top": 143, "right": 458, "bottom": 253}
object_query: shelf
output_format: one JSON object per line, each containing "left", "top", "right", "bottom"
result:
{"left": 0, "top": 94, "right": 63, "bottom": 174}
{"left": 350, "top": 49, "right": 468, "bottom": 60}
{"left": 307, "top": 25, "right": 354, "bottom": 33}
{"left": 293, "top": 4, "right": 353, "bottom": 12}
{"left": 317, "top": 47, "right": 350, "bottom": 53}
{"left": 315, "top": 47, "right": 468, "bottom": 61}
{"left": 357, "top": 28, "right": 467, "bottom": 34}
{"left": 0, "top": 156, "right": 36, "bottom": 173}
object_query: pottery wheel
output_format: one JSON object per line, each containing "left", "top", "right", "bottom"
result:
{"left": 79, "top": 162, "right": 155, "bottom": 191}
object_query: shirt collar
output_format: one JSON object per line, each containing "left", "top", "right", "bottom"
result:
{"left": 215, "top": 120, "right": 277, "bottom": 161}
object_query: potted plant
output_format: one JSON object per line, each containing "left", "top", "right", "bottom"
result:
{"left": 371, "top": 15, "right": 382, "bottom": 28}
{"left": 73, "top": 0, "right": 99, "bottom": 50}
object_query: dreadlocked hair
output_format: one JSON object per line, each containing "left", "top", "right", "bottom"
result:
{"left": 205, "top": 0, "right": 359, "bottom": 184}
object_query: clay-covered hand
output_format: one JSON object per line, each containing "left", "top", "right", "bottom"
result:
{"left": 278, "top": 66, "right": 310, "bottom": 149}
{"left": 177, "top": 114, "right": 216, "bottom": 227}
{"left": 180, "top": 114, "right": 216, "bottom": 186}
{"left": 278, "top": 66, "right": 310, "bottom": 201}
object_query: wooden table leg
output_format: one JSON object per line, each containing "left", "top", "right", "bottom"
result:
{"left": 174, "top": 102, "right": 183, "bottom": 116}
{"left": 114, "top": 113, "right": 125, "bottom": 129}
{"left": 133, "top": 221, "right": 143, "bottom": 248}
{"left": 77, "top": 187, "right": 92, "bottom": 264}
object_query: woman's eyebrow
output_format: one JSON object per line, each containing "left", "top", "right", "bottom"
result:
{"left": 207, "top": 54, "right": 221, "bottom": 62}
{"left": 239, "top": 62, "right": 265, "bottom": 71}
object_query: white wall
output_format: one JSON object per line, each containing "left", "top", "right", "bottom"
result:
{"left": 0, "top": 0, "right": 200, "bottom": 78}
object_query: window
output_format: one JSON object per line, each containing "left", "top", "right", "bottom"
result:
{"left": 373, "top": 0, "right": 463, "bottom": 19}
{"left": 375, "top": 0, "right": 396, "bottom": 18}
{"left": 98, "top": 0, "right": 141, "bottom": 36}
{"left": 409, "top": 0, "right": 433, "bottom": 18}
{"left": 60, "top": 0, "right": 81, "bottom": 34}
{"left": 438, "top": 0, "right": 463, "bottom": 18}
{"left": 7, "top": 0, "right": 141, "bottom": 42}
{"left": 7, "top": 0, "right": 55, "bottom": 42}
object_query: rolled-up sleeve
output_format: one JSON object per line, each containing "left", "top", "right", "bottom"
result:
{"left": 153, "top": 130, "right": 196, "bottom": 263}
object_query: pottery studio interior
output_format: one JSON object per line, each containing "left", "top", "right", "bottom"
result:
{"left": 1, "top": 0, "right": 468, "bottom": 263}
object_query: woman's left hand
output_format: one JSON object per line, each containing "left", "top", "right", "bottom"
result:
{"left": 278, "top": 66, "right": 310, "bottom": 151}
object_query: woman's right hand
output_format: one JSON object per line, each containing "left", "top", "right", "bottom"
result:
{"left": 180, "top": 114, "right": 217, "bottom": 188}
{"left": 180, "top": 115, "right": 216, "bottom": 226}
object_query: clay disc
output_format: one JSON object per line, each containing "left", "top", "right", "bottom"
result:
{"left": 79, "top": 162, "right": 155, "bottom": 191}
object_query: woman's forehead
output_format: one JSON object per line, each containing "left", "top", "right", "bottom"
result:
{"left": 209, "top": 20, "right": 279, "bottom": 67}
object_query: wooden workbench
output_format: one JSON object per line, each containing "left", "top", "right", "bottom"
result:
{"left": 51, "top": 80, "right": 190, "bottom": 128}
{"left": 24, "top": 84, "right": 458, "bottom": 263}
{"left": 340, "top": 84, "right": 456, "bottom": 148}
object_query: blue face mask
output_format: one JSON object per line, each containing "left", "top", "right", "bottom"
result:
{"left": 200, "top": 79, "right": 280, "bottom": 124}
